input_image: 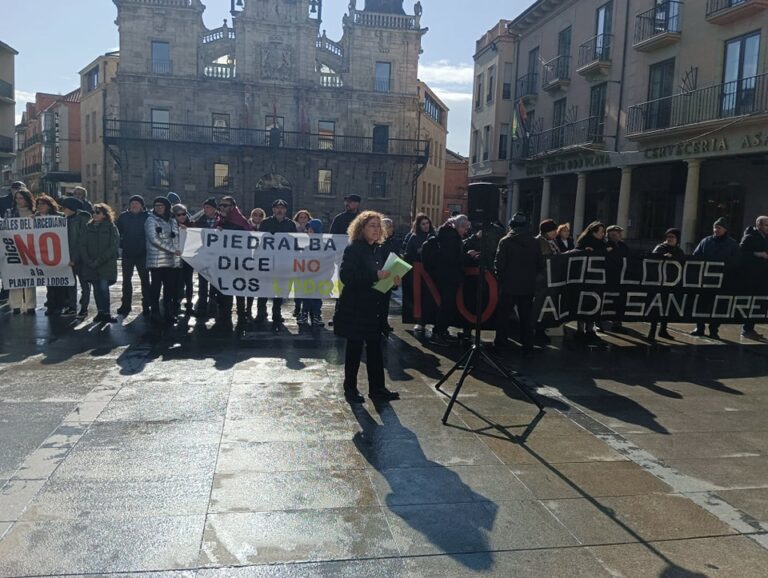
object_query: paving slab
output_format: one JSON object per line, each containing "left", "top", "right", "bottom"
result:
{"left": 716, "top": 488, "right": 768, "bottom": 523}
{"left": 216, "top": 441, "right": 369, "bottom": 473}
{"left": 196, "top": 558, "right": 409, "bottom": 577}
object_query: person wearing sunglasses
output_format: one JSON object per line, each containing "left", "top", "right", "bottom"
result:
{"left": 145, "top": 196, "right": 182, "bottom": 324}
{"left": 80, "top": 204, "right": 120, "bottom": 323}
{"left": 173, "top": 204, "right": 195, "bottom": 315}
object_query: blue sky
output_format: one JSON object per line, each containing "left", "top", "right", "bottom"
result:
{"left": 1, "top": 0, "right": 530, "bottom": 155}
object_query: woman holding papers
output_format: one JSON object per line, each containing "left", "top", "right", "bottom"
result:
{"left": 334, "top": 211, "right": 402, "bottom": 404}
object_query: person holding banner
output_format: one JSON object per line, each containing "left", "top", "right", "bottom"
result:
{"left": 6, "top": 187, "right": 36, "bottom": 314}
{"left": 648, "top": 228, "right": 685, "bottom": 341}
{"left": 145, "top": 196, "right": 182, "bottom": 325}
{"left": 36, "top": 195, "right": 68, "bottom": 316}
{"left": 214, "top": 195, "right": 253, "bottom": 328}
{"left": 173, "top": 204, "right": 195, "bottom": 315}
{"left": 574, "top": 221, "right": 607, "bottom": 341}
{"left": 430, "top": 215, "right": 471, "bottom": 346}
{"left": 298, "top": 218, "right": 326, "bottom": 327}
{"left": 249, "top": 208, "right": 266, "bottom": 231}
{"left": 334, "top": 211, "right": 401, "bottom": 403}
{"left": 690, "top": 218, "right": 740, "bottom": 340}
{"left": 62, "top": 197, "right": 91, "bottom": 318}
{"left": 740, "top": 216, "right": 768, "bottom": 339}
{"left": 193, "top": 198, "right": 220, "bottom": 319}
{"left": 256, "top": 199, "right": 295, "bottom": 328}
{"left": 555, "top": 223, "right": 575, "bottom": 253}
{"left": 80, "top": 204, "right": 120, "bottom": 323}
{"left": 330, "top": 194, "right": 361, "bottom": 235}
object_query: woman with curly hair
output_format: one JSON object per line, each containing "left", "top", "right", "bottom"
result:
{"left": 80, "top": 203, "right": 120, "bottom": 323}
{"left": 334, "top": 211, "right": 401, "bottom": 403}
{"left": 7, "top": 188, "right": 36, "bottom": 314}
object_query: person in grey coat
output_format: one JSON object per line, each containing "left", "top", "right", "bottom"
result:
{"left": 145, "top": 196, "right": 182, "bottom": 324}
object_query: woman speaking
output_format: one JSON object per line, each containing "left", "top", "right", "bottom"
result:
{"left": 334, "top": 211, "right": 400, "bottom": 404}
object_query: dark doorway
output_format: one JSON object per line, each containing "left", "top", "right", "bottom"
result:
{"left": 254, "top": 173, "right": 292, "bottom": 214}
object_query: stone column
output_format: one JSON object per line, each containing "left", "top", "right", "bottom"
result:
{"left": 540, "top": 177, "right": 551, "bottom": 223}
{"left": 573, "top": 172, "right": 587, "bottom": 235}
{"left": 616, "top": 166, "right": 632, "bottom": 231}
{"left": 507, "top": 181, "right": 520, "bottom": 223}
{"left": 681, "top": 159, "right": 702, "bottom": 251}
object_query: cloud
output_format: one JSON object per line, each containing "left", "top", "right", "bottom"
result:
{"left": 419, "top": 60, "right": 474, "bottom": 86}
{"left": 431, "top": 88, "right": 472, "bottom": 103}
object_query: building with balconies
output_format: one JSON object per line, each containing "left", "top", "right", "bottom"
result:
{"left": 415, "top": 81, "right": 448, "bottom": 226}
{"left": 469, "top": 20, "right": 516, "bottom": 198}
{"left": 80, "top": 52, "right": 120, "bottom": 206}
{"left": 0, "top": 40, "right": 18, "bottom": 178}
{"left": 14, "top": 91, "right": 81, "bottom": 195}
{"left": 503, "top": 0, "right": 768, "bottom": 250}
{"left": 106, "top": 0, "right": 429, "bottom": 228}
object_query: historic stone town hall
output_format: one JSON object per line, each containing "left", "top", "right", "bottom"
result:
{"left": 106, "top": 0, "right": 429, "bottom": 226}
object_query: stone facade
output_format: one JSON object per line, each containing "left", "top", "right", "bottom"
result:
{"left": 0, "top": 41, "right": 17, "bottom": 175}
{"left": 80, "top": 53, "right": 120, "bottom": 206}
{"left": 415, "top": 81, "right": 448, "bottom": 227}
{"left": 107, "top": 0, "right": 428, "bottom": 230}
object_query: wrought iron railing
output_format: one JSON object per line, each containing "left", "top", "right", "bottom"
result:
{"left": 627, "top": 71, "right": 768, "bottom": 135}
{"left": 543, "top": 55, "right": 570, "bottom": 86}
{"left": 104, "top": 119, "right": 428, "bottom": 158}
{"left": 25, "top": 133, "right": 43, "bottom": 147}
{"left": 516, "top": 73, "right": 538, "bottom": 98}
{"left": 374, "top": 78, "right": 391, "bottom": 93}
{"left": 0, "top": 79, "right": 12, "bottom": 100}
{"left": 516, "top": 116, "right": 604, "bottom": 157}
{"left": 150, "top": 59, "right": 172, "bottom": 75}
{"left": 634, "top": 1, "right": 682, "bottom": 45}
{"left": 707, "top": 0, "right": 754, "bottom": 17}
{"left": 22, "top": 163, "right": 42, "bottom": 175}
{"left": 578, "top": 34, "right": 613, "bottom": 68}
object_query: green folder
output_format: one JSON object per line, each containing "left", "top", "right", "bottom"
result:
{"left": 373, "top": 252, "right": 413, "bottom": 293}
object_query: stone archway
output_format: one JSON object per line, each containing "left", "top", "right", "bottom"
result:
{"left": 254, "top": 172, "right": 292, "bottom": 213}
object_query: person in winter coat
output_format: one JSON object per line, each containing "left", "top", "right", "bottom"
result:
{"left": 330, "top": 194, "right": 361, "bottom": 235}
{"left": 173, "top": 204, "right": 195, "bottom": 314}
{"left": 691, "top": 217, "right": 740, "bottom": 339}
{"left": 35, "top": 195, "right": 68, "bottom": 316}
{"left": 536, "top": 219, "right": 561, "bottom": 256}
{"left": 379, "top": 218, "right": 400, "bottom": 335}
{"left": 574, "top": 221, "right": 607, "bottom": 341}
{"left": 403, "top": 214, "right": 434, "bottom": 264}
{"left": 739, "top": 216, "right": 768, "bottom": 338}
{"left": 291, "top": 210, "right": 313, "bottom": 318}
{"left": 334, "top": 211, "right": 401, "bottom": 404}
{"left": 61, "top": 197, "right": 91, "bottom": 317}
{"left": 647, "top": 228, "right": 686, "bottom": 341}
{"left": 145, "top": 196, "right": 182, "bottom": 324}
{"left": 80, "top": 204, "right": 120, "bottom": 323}
{"left": 430, "top": 214, "right": 471, "bottom": 346}
{"left": 297, "top": 219, "right": 326, "bottom": 327}
{"left": 192, "top": 197, "right": 219, "bottom": 318}
{"left": 464, "top": 220, "right": 506, "bottom": 270}
{"left": 249, "top": 208, "right": 266, "bottom": 230}
{"left": 494, "top": 213, "right": 545, "bottom": 357}
{"left": 72, "top": 186, "right": 94, "bottom": 214}
{"left": 555, "top": 222, "right": 575, "bottom": 253}
{"left": 116, "top": 195, "right": 150, "bottom": 316}
{"left": 214, "top": 195, "right": 253, "bottom": 327}
{"left": 256, "top": 199, "right": 295, "bottom": 327}
{"left": 5, "top": 187, "right": 36, "bottom": 314}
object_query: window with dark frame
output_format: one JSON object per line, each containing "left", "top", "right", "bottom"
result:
{"left": 371, "top": 172, "right": 387, "bottom": 198}
{"left": 151, "top": 108, "right": 170, "bottom": 139}
{"left": 498, "top": 123, "right": 509, "bottom": 160}
{"left": 151, "top": 41, "right": 171, "bottom": 74}
{"left": 86, "top": 67, "right": 99, "bottom": 92}
{"left": 722, "top": 31, "right": 761, "bottom": 117}
{"left": 318, "top": 169, "right": 333, "bottom": 195}
{"left": 153, "top": 159, "right": 170, "bottom": 187}
{"left": 212, "top": 113, "right": 231, "bottom": 142}
{"left": 487, "top": 65, "right": 496, "bottom": 103}
{"left": 318, "top": 121, "right": 335, "bottom": 150}
{"left": 375, "top": 62, "right": 391, "bottom": 92}
{"left": 372, "top": 125, "right": 389, "bottom": 153}
{"left": 213, "top": 163, "right": 230, "bottom": 189}
{"left": 475, "top": 73, "right": 483, "bottom": 108}
{"left": 482, "top": 125, "right": 491, "bottom": 160}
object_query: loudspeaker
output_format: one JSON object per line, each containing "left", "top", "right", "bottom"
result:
{"left": 467, "top": 182, "right": 499, "bottom": 224}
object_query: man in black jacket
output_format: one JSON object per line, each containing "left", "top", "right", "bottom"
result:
{"left": 192, "top": 197, "right": 219, "bottom": 318}
{"left": 0, "top": 181, "right": 25, "bottom": 303}
{"left": 430, "top": 214, "right": 471, "bottom": 346}
{"left": 256, "top": 199, "right": 296, "bottom": 327}
{"left": 116, "top": 195, "right": 150, "bottom": 316}
{"left": 740, "top": 216, "right": 768, "bottom": 339}
{"left": 330, "top": 194, "right": 361, "bottom": 235}
{"left": 494, "top": 213, "right": 544, "bottom": 357}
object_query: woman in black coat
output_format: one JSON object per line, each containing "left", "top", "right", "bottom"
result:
{"left": 574, "top": 221, "right": 607, "bottom": 340}
{"left": 334, "top": 211, "right": 401, "bottom": 404}
{"left": 648, "top": 228, "right": 686, "bottom": 341}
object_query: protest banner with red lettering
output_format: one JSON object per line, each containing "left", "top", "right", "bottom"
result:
{"left": 0, "top": 217, "right": 75, "bottom": 289}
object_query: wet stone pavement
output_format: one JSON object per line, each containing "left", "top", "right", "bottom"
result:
{"left": 1, "top": 283, "right": 768, "bottom": 576}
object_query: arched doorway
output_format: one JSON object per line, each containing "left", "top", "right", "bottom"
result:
{"left": 254, "top": 172, "right": 292, "bottom": 213}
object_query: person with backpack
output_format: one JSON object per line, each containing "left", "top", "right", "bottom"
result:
{"left": 429, "top": 214, "right": 471, "bottom": 346}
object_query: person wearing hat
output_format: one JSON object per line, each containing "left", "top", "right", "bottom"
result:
{"left": 167, "top": 192, "right": 181, "bottom": 206}
{"left": 116, "top": 195, "right": 150, "bottom": 317}
{"left": 145, "top": 196, "right": 182, "bottom": 324}
{"left": 691, "top": 217, "right": 740, "bottom": 339}
{"left": 330, "top": 194, "right": 361, "bottom": 235}
{"left": 214, "top": 196, "right": 253, "bottom": 328}
{"left": 740, "top": 216, "right": 768, "bottom": 339}
{"left": 493, "top": 213, "right": 544, "bottom": 357}
{"left": 192, "top": 197, "right": 220, "bottom": 318}
{"left": 536, "top": 219, "right": 560, "bottom": 256}
{"left": 648, "top": 228, "right": 686, "bottom": 341}
{"left": 61, "top": 196, "right": 92, "bottom": 317}
{"left": 256, "top": 199, "right": 296, "bottom": 328}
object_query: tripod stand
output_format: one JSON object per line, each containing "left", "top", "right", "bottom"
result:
{"left": 434, "top": 222, "right": 544, "bottom": 424}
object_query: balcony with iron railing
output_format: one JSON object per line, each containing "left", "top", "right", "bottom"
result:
{"left": 706, "top": 0, "right": 768, "bottom": 24}
{"left": 627, "top": 71, "right": 768, "bottom": 137}
{"left": 0, "top": 79, "right": 13, "bottom": 101}
{"left": 203, "top": 64, "right": 236, "bottom": 79}
{"left": 515, "top": 116, "right": 605, "bottom": 158}
{"left": 149, "top": 59, "right": 172, "bottom": 75}
{"left": 374, "top": 78, "right": 391, "bottom": 93}
{"left": 24, "top": 133, "right": 43, "bottom": 148}
{"left": 22, "top": 163, "right": 42, "bottom": 176}
{"left": 0, "top": 135, "right": 13, "bottom": 154}
{"left": 104, "top": 119, "right": 428, "bottom": 159}
{"left": 516, "top": 73, "right": 538, "bottom": 102}
{"left": 633, "top": 1, "right": 682, "bottom": 51}
{"left": 543, "top": 55, "right": 571, "bottom": 91}
{"left": 577, "top": 34, "right": 613, "bottom": 77}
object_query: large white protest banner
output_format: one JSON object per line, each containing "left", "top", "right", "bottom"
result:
{"left": 182, "top": 228, "right": 349, "bottom": 298}
{"left": 0, "top": 217, "right": 75, "bottom": 289}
